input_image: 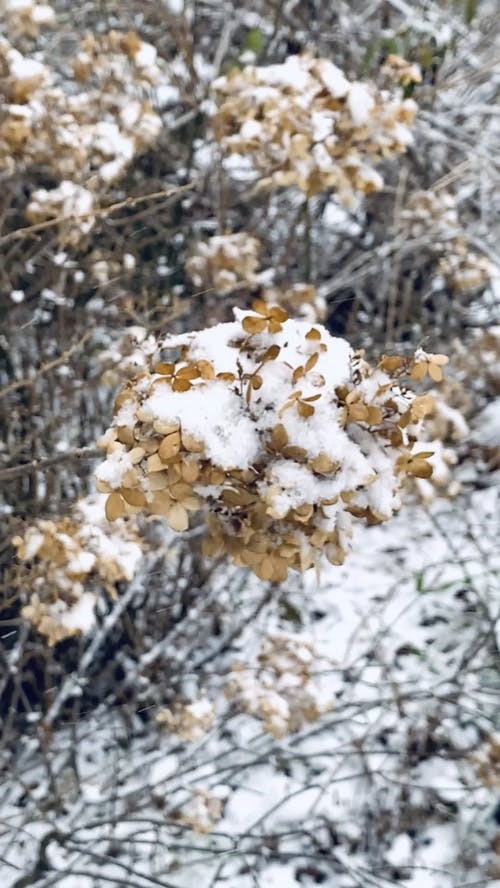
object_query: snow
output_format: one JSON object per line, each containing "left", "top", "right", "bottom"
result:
{"left": 3, "top": 481, "right": 499, "bottom": 886}
{"left": 58, "top": 591, "right": 97, "bottom": 634}
{"left": 347, "top": 83, "right": 375, "bottom": 126}
{"left": 472, "top": 397, "right": 500, "bottom": 447}
{"left": 147, "top": 381, "right": 260, "bottom": 471}
{"left": 95, "top": 445, "right": 136, "bottom": 488}
{"left": 315, "top": 59, "right": 350, "bottom": 98}
{"left": 258, "top": 56, "right": 311, "bottom": 92}
{"left": 385, "top": 833, "right": 413, "bottom": 867}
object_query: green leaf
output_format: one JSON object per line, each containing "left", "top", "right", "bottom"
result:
{"left": 245, "top": 28, "right": 265, "bottom": 54}
{"left": 464, "top": 0, "right": 477, "bottom": 24}
{"left": 279, "top": 596, "right": 303, "bottom": 626}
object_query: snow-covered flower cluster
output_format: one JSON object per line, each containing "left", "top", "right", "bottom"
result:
{"left": 157, "top": 697, "right": 215, "bottom": 742}
{"left": 212, "top": 54, "right": 417, "bottom": 202}
{"left": 0, "top": 29, "right": 166, "bottom": 242}
{"left": 226, "top": 630, "right": 331, "bottom": 737}
{"left": 401, "top": 190, "right": 493, "bottom": 294}
{"left": 439, "top": 245, "right": 493, "bottom": 294}
{"left": 380, "top": 53, "right": 423, "bottom": 88}
{"left": 260, "top": 282, "right": 327, "bottom": 323}
{"left": 98, "top": 325, "right": 158, "bottom": 387}
{"left": 1, "top": 0, "right": 55, "bottom": 37}
{"left": 177, "top": 788, "right": 224, "bottom": 834}
{"left": 185, "top": 232, "right": 261, "bottom": 294}
{"left": 96, "top": 305, "right": 440, "bottom": 582}
{"left": 473, "top": 733, "right": 500, "bottom": 788}
{"left": 13, "top": 495, "right": 144, "bottom": 645}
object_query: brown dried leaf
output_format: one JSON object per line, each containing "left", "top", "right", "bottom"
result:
{"left": 147, "top": 453, "right": 165, "bottom": 473}
{"left": 176, "top": 364, "right": 200, "bottom": 380}
{"left": 305, "top": 352, "right": 319, "bottom": 372}
{"left": 197, "top": 360, "right": 216, "bottom": 380}
{"left": 181, "top": 460, "right": 200, "bottom": 483}
{"left": 242, "top": 315, "right": 268, "bottom": 335}
{"left": 251, "top": 298, "right": 269, "bottom": 316}
{"left": 270, "top": 423, "right": 289, "bottom": 451}
{"left": 181, "top": 431, "right": 204, "bottom": 452}
{"left": 310, "top": 453, "right": 336, "bottom": 474}
{"left": 262, "top": 345, "right": 281, "bottom": 362}
{"left": 269, "top": 305, "right": 289, "bottom": 322}
{"left": 159, "top": 431, "right": 181, "bottom": 461}
{"left": 172, "top": 377, "right": 192, "bottom": 392}
{"left": 428, "top": 363, "right": 444, "bottom": 382}
{"left": 154, "top": 419, "right": 180, "bottom": 435}
{"left": 379, "top": 355, "right": 404, "bottom": 372}
{"left": 411, "top": 362, "right": 428, "bottom": 381}
{"left": 298, "top": 401, "right": 315, "bottom": 418}
{"left": 306, "top": 327, "right": 321, "bottom": 341}
{"left": 105, "top": 492, "right": 126, "bottom": 522}
{"left": 166, "top": 503, "right": 189, "bottom": 533}
{"left": 120, "top": 487, "right": 147, "bottom": 507}
{"left": 156, "top": 362, "right": 175, "bottom": 375}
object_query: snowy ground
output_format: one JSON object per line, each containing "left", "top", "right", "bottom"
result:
{"left": 1, "top": 483, "right": 499, "bottom": 888}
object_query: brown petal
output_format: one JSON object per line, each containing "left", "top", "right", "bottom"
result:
{"left": 297, "top": 401, "right": 315, "bottom": 418}
{"left": 172, "top": 378, "right": 192, "bottom": 392}
{"left": 120, "top": 487, "right": 147, "bottom": 507}
{"left": 105, "top": 492, "right": 126, "bottom": 521}
{"left": 155, "top": 362, "right": 175, "bottom": 375}
{"left": 270, "top": 423, "right": 289, "bottom": 451}
{"left": 306, "top": 328, "right": 321, "bottom": 341}
{"left": 181, "top": 460, "right": 200, "bottom": 483}
{"left": 411, "top": 362, "right": 428, "bottom": 381}
{"left": 197, "top": 360, "right": 216, "bottom": 379}
{"left": 305, "top": 353, "right": 319, "bottom": 372}
{"left": 167, "top": 503, "right": 189, "bottom": 532}
{"left": 242, "top": 315, "right": 268, "bottom": 335}
{"left": 159, "top": 431, "right": 181, "bottom": 461}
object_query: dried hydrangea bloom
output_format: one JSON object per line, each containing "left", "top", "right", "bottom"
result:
{"left": 178, "top": 789, "right": 223, "bottom": 834}
{"left": 381, "top": 54, "right": 422, "bottom": 88}
{"left": 13, "top": 495, "right": 144, "bottom": 645}
{"left": 98, "top": 325, "right": 158, "bottom": 387}
{"left": 212, "top": 54, "right": 417, "bottom": 202}
{"left": 26, "top": 181, "right": 96, "bottom": 246}
{"left": 96, "top": 303, "right": 441, "bottom": 581}
{"left": 0, "top": 30, "right": 166, "bottom": 239}
{"left": 185, "top": 233, "right": 261, "bottom": 294}
{"left": 225, "top": 630, "right": 332, "bottom": 737}
{"left": 261, "top": 283, "right": 327, "bottom": 323}
{"left": 401, "top": 190, "right": 493, "bottom": 295}
{"left": 401, "top": 190, "right": 459, "bottom": 238}
{"left": 1, "top": 0, "right": 55, "bottom": 37}
{"left": 157, "top": 697, "right": 215, "bottom": 741}
{"left": 473, "top": 734, "right": 500, "bottom": 788}
{"left": 439, "top": 246, "right": 493, "bottom": 294}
